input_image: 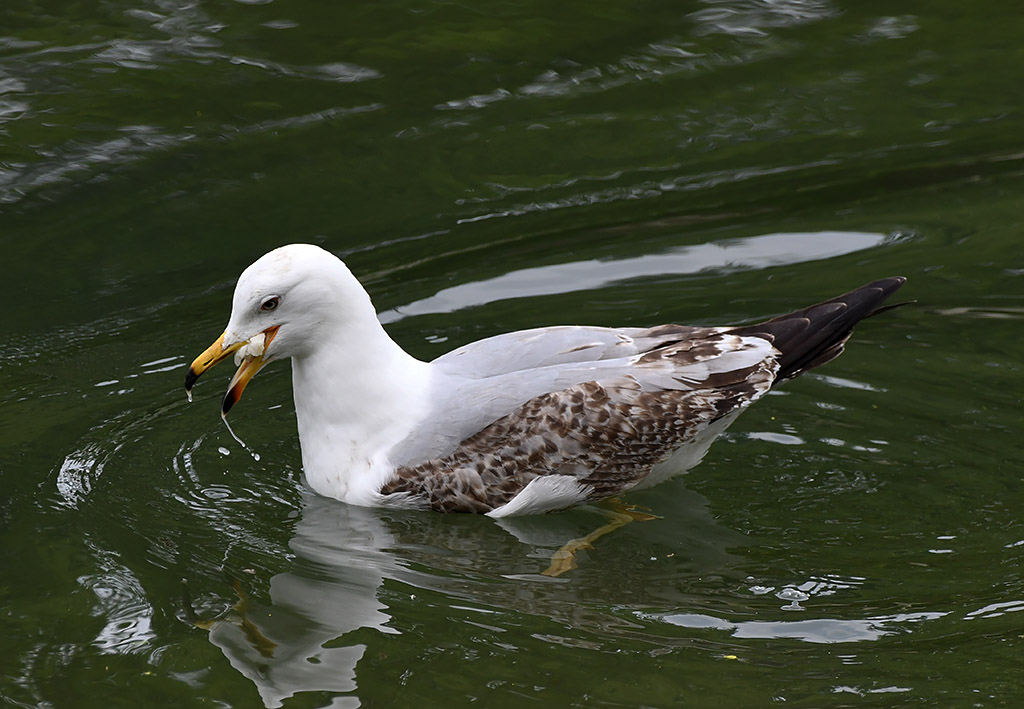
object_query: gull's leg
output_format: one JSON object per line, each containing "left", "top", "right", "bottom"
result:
{"left": 182, "top": 575, "right": 277, "bottom": 658}
{"left": 542, "top": 499, "right": 661, "bottom": 577}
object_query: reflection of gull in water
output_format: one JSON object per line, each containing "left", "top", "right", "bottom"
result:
{"left": 195, "top": 487, "right": 746, "bottom": 707}
{"left": 198, "top": 495, "right": 400, "bottom": 708}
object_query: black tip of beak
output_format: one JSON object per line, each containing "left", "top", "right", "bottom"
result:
{"left": 184, "top": 367, "right": 200, "bottom": 393}
{"left": 221, "top": 387, "right": 240, "bottom": 416}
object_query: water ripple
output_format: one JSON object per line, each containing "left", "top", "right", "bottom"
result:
{"left": 0, "top": 127, "right": 196, "bottom": 205}
{"left": 78, "top": 542, "right": 156, "bottom": 655}
{"left": 688, "top": 0, "right": 838, "bottom": 38}
{"left": 0, "top": 1, "right": 382, "bottom": 205}
{"left": 437, "top": 1, "right": 838, "bottom": 112}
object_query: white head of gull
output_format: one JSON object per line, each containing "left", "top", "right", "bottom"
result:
{"left": 186, "top": 243, "right": 905, "bottom": 517}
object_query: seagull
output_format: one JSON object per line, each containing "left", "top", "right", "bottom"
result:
{"left": 185, "top": 244, "right": 905, "bottom": 518}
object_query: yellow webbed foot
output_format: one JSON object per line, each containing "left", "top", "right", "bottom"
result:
{"left": 541, "top": 499, "right": 659, "bottom": 576}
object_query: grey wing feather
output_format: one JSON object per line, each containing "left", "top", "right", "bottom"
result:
{"left": 431, "top": 324, "right": 713, "bottom": 378}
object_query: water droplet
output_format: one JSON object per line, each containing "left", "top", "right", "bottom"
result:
{"left": 221, "top": 414, "right": 261, "bottom": 462}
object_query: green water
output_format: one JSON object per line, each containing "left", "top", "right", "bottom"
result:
{"left": 3, "top": 1, "right": 1024, "bottom": 706}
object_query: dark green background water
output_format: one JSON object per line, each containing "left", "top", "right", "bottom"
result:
{"left": 2, "top": 1, "right": 1023, "bottom": 706}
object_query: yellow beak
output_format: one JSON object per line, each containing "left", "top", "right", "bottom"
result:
{"left": 185, "top": 327, "right": 279, "bottom": 415}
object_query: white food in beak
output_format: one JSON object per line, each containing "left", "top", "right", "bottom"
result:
{"left": 233, "top": 332, "right": 266, "bottom": 366}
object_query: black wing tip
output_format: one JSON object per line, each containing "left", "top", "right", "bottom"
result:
{"left": 838, "top": 275, "right": 907, "bottom": 302}
{"left": 734, "top": 275, "right": 908, "bottom": 382}
{"left": 868, "top": 275, "right": 906, "bottom": 287}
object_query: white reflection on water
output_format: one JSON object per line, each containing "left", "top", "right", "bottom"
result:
{"left": 378, "top": 230, "right": 888, "bottom": 323}
{"left": 643, "top": 609, "right": 947, "bottom": 644}
{"left": 964, "top": 600, "right": 1024, "bottom": 621}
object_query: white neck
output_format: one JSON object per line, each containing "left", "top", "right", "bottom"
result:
{"left": 290, "top": 315, "right": 432, "bottom": 506}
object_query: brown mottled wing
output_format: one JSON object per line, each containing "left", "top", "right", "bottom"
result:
{"left": 380, "top": 355, "right": 775, "bottom": 514}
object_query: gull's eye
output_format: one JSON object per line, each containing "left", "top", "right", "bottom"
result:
{"left": 260, "top": 296, "right": 280, "bottom": 312}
